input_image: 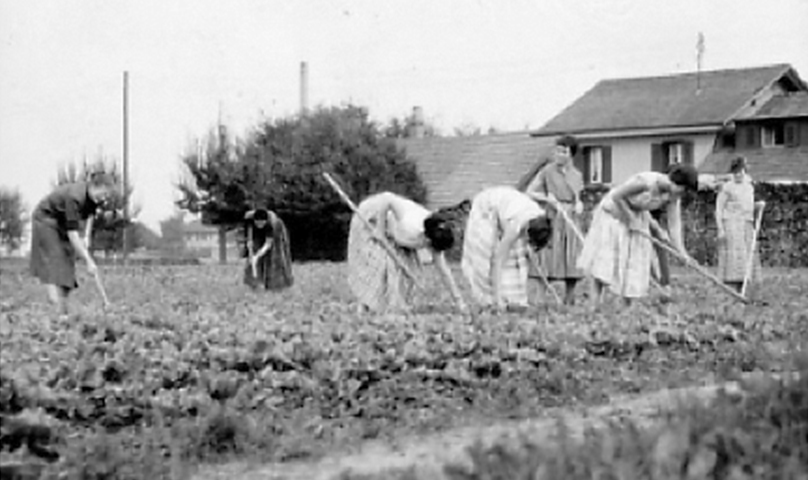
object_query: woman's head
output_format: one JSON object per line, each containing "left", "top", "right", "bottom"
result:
{"left": 252, "top": 208, "right": 271, "bottom": 230}
{"left": 553, "top": 134, "right": 578, "bottom": 164}
{"left": 667, "top": 164, "right": 699, "bottom": 193}
{"left": 729, "top": 156, "right": 747, "bottom": 182}
{"left": 526, "top": 216, "right": 553, "bottom": 251}
{"left": 423, "top": 214, "right": 454, "bottom": 252}
{"left": 87, "top": 172, "right": 115, "bottom": 204}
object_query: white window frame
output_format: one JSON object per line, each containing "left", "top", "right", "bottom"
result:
{"left": 762, "top": 125, "right": 784, "bottom": 147}
{"left": 667, "top": 143, "right": 684, "bottom": 165}
{"left": 587, "top": 147, "right": 603, "bottom": 184}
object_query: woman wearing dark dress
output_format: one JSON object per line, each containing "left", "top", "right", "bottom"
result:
{"left": 30, "top": 172, "right": 115, "bottom": 317}
{"left": 243, "top": 208, "right": 294, "bottom": 291}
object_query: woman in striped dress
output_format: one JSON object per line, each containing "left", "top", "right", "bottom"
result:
{"left": 715, "top": 156, "right": 762, "bottom": 292}
{"left": 29, "top": 172, "right": 115, "bottom": 318}
{"left": 461, "top": 186, "right": 552, "bottom": 311}
{"left": 577, "top": 164, "right": 699, "bottom": 307}
{"left": 347, "top": 192, "right": 466, "bottom": 314}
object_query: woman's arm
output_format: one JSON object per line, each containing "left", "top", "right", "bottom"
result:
{"left": 433, "top": 252, "right": 467, "bottom": 312}
{"left": 67, "top": 229, "right": 97, "bottom": 273}
{"left": 666, "top": 198, "right": 688, "bottom": 257}
{"left": 84, "top": 216, "right": 94, "bottom": 252}
{"left": 254, "top": 238, "right": 274, "bottom": 258}
{"left": 715, "top": 186, "right": 728, "bottom": 239}
{"left": 609, "top": 179, "right": 648, "bottom": 229}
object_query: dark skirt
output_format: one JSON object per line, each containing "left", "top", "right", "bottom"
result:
{"left": 30, "top": 217, "right": 78, "bottom": 290}
{"left": 243, "top": 217, "right": 294, "bottom": 291}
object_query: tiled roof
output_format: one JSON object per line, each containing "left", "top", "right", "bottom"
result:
{"left": 741, "top": 92, "right": 808, "bottom": 120}
{"left": 397, "top": 132, "right": 556, "bottom": 209}
{"left": 533, "top": 64, "right": 799, "bottom": 136}
{"left": 699, "top": 147, "right": 808, "bottom": 183}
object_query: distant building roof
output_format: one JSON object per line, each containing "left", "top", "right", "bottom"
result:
{"left": 700, "top": 146, "right": 808, "bottom": 183}
{"left": 739, "top": 92, "right": 808, "bottom": 120}
{"left": 397, "top": 131, "right": 556, "bottom": 209}
{"left": 533, "top": 64, "right": 804, "bottom": 136}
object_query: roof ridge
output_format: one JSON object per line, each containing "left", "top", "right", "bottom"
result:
{"left": 597, "top": 63, "right": 792, "bottom": 84}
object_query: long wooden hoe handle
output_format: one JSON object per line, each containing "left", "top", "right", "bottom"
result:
{"left": 322, "top": 172, "right": 424, "bottom": 290}
{"left": 93, "top": 269, "right": 111, "bottom": 308}
{"left": 741, "top": 203, "right": 765, "bottom": 297}
{"left": 634, "top": 229, "right": 749, "bottom": 303}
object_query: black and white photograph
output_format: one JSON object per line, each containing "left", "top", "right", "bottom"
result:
{"left": 1, "top": 0, "right": 807, "bottom": 478}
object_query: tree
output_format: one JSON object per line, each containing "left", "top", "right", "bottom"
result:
{"left": 159, "top": 211, "right": 187, "bottom": 256}
{"left": 54, "top": 154, "right": 140, "bottom": 256}
{"left": 177, "top": 105, "right": 429, "bottom": 260}
{"left": 0, "top": 187, "right": 26, "bottom": 254}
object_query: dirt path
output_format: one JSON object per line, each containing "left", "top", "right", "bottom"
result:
{"left": 191, "top": 372, "right": 791, "bottom": 480}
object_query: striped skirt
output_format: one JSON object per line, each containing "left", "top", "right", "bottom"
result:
{"left": 717, "top": 217, "right": 759, "bottom": 282}
{"left": 347, "top": 208, "right": 420, "bottom": 312}
{"left": 29, "top": 216, "right": 78, "bottom": 290}
{"left": 534, "top": 203, "right": 584, "bottom": 280}
{"left": 577, "top": 202, "right": 654, "bottom": 299}
{"left": 461, "top": 202, "right": 531, "bottom": 308}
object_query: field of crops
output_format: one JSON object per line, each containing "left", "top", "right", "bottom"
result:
{"left": 1, "top": 259, "right": 807, "bottom": 478}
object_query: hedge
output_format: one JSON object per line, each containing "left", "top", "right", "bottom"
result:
{"left": 438, "top": 183, "right": 808, "bottom": 268}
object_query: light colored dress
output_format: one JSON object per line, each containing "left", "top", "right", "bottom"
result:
{"left": 577, "top": 172, "right": 670, "bottom": 298}
{"left": 461, "top": 186, "right": 544, "bottom": 308}
{"left": 347, "top": 193, "right": 429, "bottom": 312}
{"left": 716, "top": 179, "right": 758, "bottom": 282}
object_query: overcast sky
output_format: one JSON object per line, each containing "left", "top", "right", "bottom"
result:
{"left": 2, "top": 0, "right": 807, "bottom": 233}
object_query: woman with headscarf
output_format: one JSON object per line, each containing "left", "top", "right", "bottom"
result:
{"left": 577, "top": 164, "right": 700, "bottom": 306}
{"left": 243, "top": 208, "right": 294, "bottom": 291}
{"left": 29, "top": 172, "right": 116, "bottom": 318}
{"left": 715, "top": 156, "right": 763, "bottom": 292}
{"left": 347, "top": 191, "right": 466, "bottom": 314}
{"left": 461, "top": 186, "right": 553, "bottom": 311}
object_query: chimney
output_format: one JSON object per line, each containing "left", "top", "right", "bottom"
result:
{"left": 409, "top": 106, "right": 425, "bottom": 138}
{"left": 300, "top": 61, "right": 309, "bottom": 115}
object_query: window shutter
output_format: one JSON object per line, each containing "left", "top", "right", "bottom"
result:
{"left": 575, "top": 147, "right": 588, "bottom": 184}
{"left": 785, "top": 123, "right": 799, "bottom": 147}
{"left": 602, "top": 146, "right": 612, "bottom": 184}
{"left": 651, "top": 143, "right": 666, "bottom": 172}
{"left": 683, "top": 141, "right": 694, "bottom": 165}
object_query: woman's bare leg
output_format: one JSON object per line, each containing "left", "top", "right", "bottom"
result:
{"left": 46, "top": 284, "right": 69, "bottom": 316}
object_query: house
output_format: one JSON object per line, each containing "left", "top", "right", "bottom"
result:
{"left": 183, "top": 220, "right": 241, "bottom": 264}
{"left": 699, "top": 91, "right": 808, "bottom": 182}
{"left": 396, "top": 131, "right": 556, "bottom": 210}
{"left": 530, "top": 63, "right": 808, "bottom": 186}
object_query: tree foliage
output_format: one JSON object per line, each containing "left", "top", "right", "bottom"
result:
{"left": 0, "top": 187, "right": 26, "bottom": 253}
{"left": 54, "top": 155, "right": 140, "bottom": 255}
{"left": 177, "top": 105, "right": 429, "bottom": 260}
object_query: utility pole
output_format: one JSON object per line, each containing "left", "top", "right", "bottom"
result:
{"left": 696, "top": 32, "right": 705, "bottom": 95}
{"left": 300, "top": 61, "right": 309, "bottom": 116}
{"left": 122, "top": 71, "right": 130, "bottom": 262}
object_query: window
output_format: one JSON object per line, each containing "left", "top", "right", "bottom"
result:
{"left": 588, "top": 147, "right": 603, "bottom": 184}
{"left": 762, "top": 124, "right": 785, "bottom": 147}
{"left": 577, "top": 145, "right": 612, "bottom": 185}
{"left": 667, "top": 143, "right": 684, "bottom": 165}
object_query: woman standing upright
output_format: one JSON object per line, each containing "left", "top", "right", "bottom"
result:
{"left": 243, "top": 208, "right": 294, "bottom": 291}
{"left": 30, "top": 172, "right": 115, "bottom": 318}
{"left": 347, "top": 192, "right": 466, "bottom": 313}
{"left": 577, "top": 164, "right": 699, "bottom": 306}
{"left": 525, "top": 134, "right": 585, "bottom": 305}
{"left": 715, "top": 156, "right": 762, "bottom": 292}
{"left": 461, "top": 186, "right": 552, "bottom": 311}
